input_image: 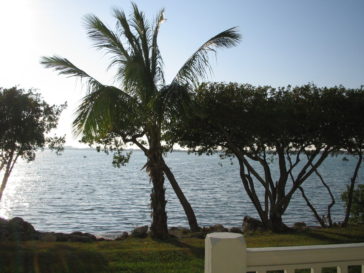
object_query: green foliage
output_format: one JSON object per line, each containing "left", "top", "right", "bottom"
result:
{"left": 0, "top": 87, "right": 66, "bottom": 201}
{"left": 41, "top": 3, "right": 240, "bottom": 160}
{"left": 342, "top": 184, "right": 364, "bottom": 223}
{"left": 168, "top": 83, "right": 364, "bottom": 231}
{"left": 169, "top": 83, "right": 364, "bottom": 152}
{"left": 0, "top": 87, "right": 65, "bottom": 159}
{"left": 41, "top": 3, "right": 240, "bottom": 236}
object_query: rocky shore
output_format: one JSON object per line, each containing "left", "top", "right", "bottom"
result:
{"left": 0, "top": 216, "right": 309, "bottom": 242}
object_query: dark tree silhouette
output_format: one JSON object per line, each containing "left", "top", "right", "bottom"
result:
{"left": 169, "top": 83, "right": 364, "bottom": 232}
{"left": 0, "top": 87, "right": 65, "bottom": 202}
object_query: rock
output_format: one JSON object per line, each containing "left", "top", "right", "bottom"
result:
{"left": 42, "top": 231, "right": 97, "bottom": 242}
{"left": 168, "top": 227, "right": 190, "bottom": 238}
{"left": 293, "top": 222, "right": 307, "bottom": 231}
{"left": 8, "top": 217, "right": 36, "bottom": 233}
{"left": 68, "top": 234, "right": 93, "bottom": 242}
{"left": 209, "top": 224, "right": 228, "bottom": 232}
{"left": 6, "top": 217, "right": 38, "bottom": 240}
{"left": 0, "top": 217, "right": 7, "bottom": 226}
{"left": 39, "top": 232, "right": 57, "bottom": 242}
{"left": 202, "top": 224, "right": 228, "bottom": 234}
{"left": 0, "top": 218, "right": 9, "bottom": 240}
{"left": 131, "top": 225, "right": 148, "bottom": 238}
{"left": 71, "top": 231, "right": 96, "bottom": 240}
{"left": 0, "top": 217, "right": 100, "bottom": 242}
{"left": 115, "top": 232, "right": 128, "bottom": 240}
{"left": 68, "top": 231, "right": 97, "bottom": 242}
{"left": 55, "top": 232, "right": 69, "bottom": 242}
{"left": 229, "top": 227, "right": 243, "bottom": 233}
{"left": 242, "top": 216, "right": 265, "bottom": 233}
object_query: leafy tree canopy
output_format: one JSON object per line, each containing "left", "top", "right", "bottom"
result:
{"left": 168, "top": 83, "right": 364, "bottom": 231}
{"left": 0, "top": 87, "right": 66, "bottom": 201}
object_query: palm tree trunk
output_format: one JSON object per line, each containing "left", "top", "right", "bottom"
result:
{"left": 147, "top": 145, "right": 169, "bottom": 239}
{"left": 161, "top": 159, "right": 200, "bottom": 231}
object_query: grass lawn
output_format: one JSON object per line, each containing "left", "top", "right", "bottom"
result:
{"left": 0, "top": 225, "right": 363, "bottom": 273}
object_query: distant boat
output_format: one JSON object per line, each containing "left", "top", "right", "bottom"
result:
{"left": 342, "top": 157, "right": 349, "bottom": 161}
{"left": 83, "top": 155, "right": 87, "bottom": 158}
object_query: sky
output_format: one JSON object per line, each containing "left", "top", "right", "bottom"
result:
{"left": 0, "top": 0, "right": 363, "bottom": 147}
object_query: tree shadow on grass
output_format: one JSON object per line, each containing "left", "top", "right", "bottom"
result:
{"left": 313, "top": 230, "right": 364, "bottom": 242}
{"left": 0, "top": 243, "right": 110, "bottom": 273}
{"left": 152, "top": 237, "right": 204, "bottom": 259}
{"left": 302, "top": 229, "right": 364, "bottom": 244}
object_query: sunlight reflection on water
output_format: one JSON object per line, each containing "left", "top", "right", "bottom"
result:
{"left": 0, "top": 149, "right": 362, "bottom": 236}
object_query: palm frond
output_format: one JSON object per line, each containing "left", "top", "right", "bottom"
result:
{"left": 130, "top": 3, "right": 151, "bottom": 70}
{"left": 124, "top": 54, "right": 159, "bottom": 104}
{"left": 73, "top": 85, "right": 139, "bottom": 137}
{"left": 40, "top": 56, "right": 101, "bottom": 92}
{"left": 84, "top": 14, "right": 129, "bottom": 62}
{"left": 151, "top": 8, "right": 165, "bottom": 86}
{"left": 171, "top": 27, "right": 241, "bottom": 89}
{"left": 158, "top": 83, "right": 191, "bottom": 116}
{"left": 113, "top": 8, "right": 142, "bottom": 55}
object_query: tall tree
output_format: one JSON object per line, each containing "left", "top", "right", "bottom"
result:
{"left": 0, "top": 87, "right": 65, "bottom": 202}
{"left": 41, "top": 4, "right": 240, "bottom": 238}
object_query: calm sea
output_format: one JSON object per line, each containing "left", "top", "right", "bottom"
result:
{"left": 0, "top": 149, "right": 362, "bottom": 237}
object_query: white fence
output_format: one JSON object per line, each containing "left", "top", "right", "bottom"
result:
{"left": 205, "top": 232, "right": 364, "bottom": 273}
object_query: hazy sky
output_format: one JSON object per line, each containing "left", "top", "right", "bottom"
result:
{"left": 0, "top": 0, "right": 363, "bottom": 146}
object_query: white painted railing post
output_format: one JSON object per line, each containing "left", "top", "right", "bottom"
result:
{"left": 205, "top": 232, "right": 247, "bottom": 273}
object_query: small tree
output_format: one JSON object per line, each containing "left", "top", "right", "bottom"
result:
{"left": 0, "top": 87, "right": 65, "bottom": 202}
{"left": 342, "top": 184, "right": 364, "bottom": 224}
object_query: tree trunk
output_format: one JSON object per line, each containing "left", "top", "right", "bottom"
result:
{"left": 269, "top": 210, "right": 289, "bottom": 232}
{"left": 0, "top": 152, "right": 16, "bottom": 202}
{"left": 0, "top": 172, "right": 10, "bottom": 202}
{"left": 299, "top": 186, "right": 327, "bottom": 227}
{"left": 162, "top": 159, "right": 200, "bottom": 231}
{"left": 312, "top": 166, "right": 335, "bottom": 227}
{"left": 342, "top": 153, "right": 362, "bottom": 227}
{"left": 148, "top": 153, "right": 169, "bottom": 239}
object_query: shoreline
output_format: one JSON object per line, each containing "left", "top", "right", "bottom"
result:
{"left": 1, "top": 216, "right": 335, "bottom": 242}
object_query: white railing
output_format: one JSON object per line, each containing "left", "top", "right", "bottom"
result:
{"left": 205, "top": 232, "right": 364, "bottom": 273}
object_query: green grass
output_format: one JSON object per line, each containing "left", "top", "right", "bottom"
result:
{"left": 0, "top": 225, "right": 363, "bottom": 273}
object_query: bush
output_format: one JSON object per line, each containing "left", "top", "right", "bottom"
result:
{"left": 342, "top": 184, "right": 364, "bottom": 223}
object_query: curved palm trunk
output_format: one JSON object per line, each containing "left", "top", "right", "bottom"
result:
{"left": 161, "top": 159, "right": 200, "bottom": 231}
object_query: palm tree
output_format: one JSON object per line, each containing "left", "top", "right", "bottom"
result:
{"left": 41, "top": 3, "right": 240, "bottom": 239}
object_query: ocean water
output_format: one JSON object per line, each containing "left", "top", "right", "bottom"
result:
{"left": 0, "top": 149, "right": 362, "bottom": 237}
